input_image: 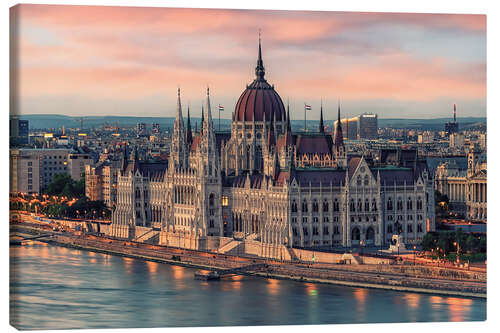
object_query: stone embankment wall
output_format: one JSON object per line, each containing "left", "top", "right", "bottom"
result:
{"left": 12, "top": 223, "right": 485, "bottom": 297}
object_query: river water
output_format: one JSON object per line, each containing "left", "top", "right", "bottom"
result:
{"left": 10, "top": 242, "right": 486, "bottom": 330}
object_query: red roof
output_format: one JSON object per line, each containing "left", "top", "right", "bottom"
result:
{"left": 234, "top": 80, "right": 285, "bottom": 122}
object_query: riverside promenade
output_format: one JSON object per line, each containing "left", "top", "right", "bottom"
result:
{"left": 10, "top": 221, "right": 486, "bottom": 298}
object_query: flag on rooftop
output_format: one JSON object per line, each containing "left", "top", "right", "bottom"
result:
{"left": 304, "top": 104, "right": 312, "bottom": 111}
{"left": 218, "top": 105, "right": 224, "bottom": 111}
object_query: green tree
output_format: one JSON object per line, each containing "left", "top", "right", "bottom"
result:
{"left": 45, "top": 174, "right": 85, "bottom": 199}
{"left": 421, "top": 232, "right": 437, "bottom": 251}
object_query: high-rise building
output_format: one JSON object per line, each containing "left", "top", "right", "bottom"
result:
{"left": 358, "top": 113, "right": 378, "bottom": 139}
{"left": 335, "top": 117, "right": 358, "bottom": 140}
{"left": 334, "top": 113, "right": 378, "bottom": 140}
{"left": 10, "top": 116, "right": 29, "bottom": 145}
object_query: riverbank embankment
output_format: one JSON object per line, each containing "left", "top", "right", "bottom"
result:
{"left": 10, "top": 223, "right": 486, "bottom": 299}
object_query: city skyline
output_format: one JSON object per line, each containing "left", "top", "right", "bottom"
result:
{"left": 11, "top": 5, "right": 486, "bottom": 119}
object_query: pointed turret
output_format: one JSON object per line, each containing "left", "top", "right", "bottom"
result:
{"left": 200, "top": 104, "right": 205, "bottom": 134}
{"left": 204, "top": 87, "right": 214, "bottom": 128}
{"left": 334, "top": 101, "right": 344, "bottom": 148}
{"left": 169, "top": 88, "right": 187, "bottom": 171}
{"left": 120, "top": 146, "right": 129, "bottom": 173}
{"left": 334, "top": 100, "right": 347, "bottom": 168}
{"left": 175, "top": 88, "right": 183, "bottom": 125}
{"left": 186, "top": 105, "right": 193, "bottom": 146}
{"left": 255, "top": 31, "right": 266, "bottom": 81}
{"left": 284, "top": 102, "right": 293, "bottom": 146}
{"left": 319, "top": 100, "right": 325, "bottom": 133}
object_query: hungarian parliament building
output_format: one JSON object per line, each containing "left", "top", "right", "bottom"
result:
{"left": 106, "top": 40, "right": 436, "bottom": 259}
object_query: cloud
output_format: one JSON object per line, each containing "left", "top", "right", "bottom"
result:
{"left": 11, "top": 4, "right": 486, "bottom": 118}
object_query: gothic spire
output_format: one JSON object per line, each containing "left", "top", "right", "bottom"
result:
{"left": 186, "top": 105, "right": 193, "bottom": 146}
{"left": 205, "top": 87, "right": 213, "bottom": 125}
{"left": 255, "top": 30, "right": 265, "bottom": 81}
{"left": 284, "top": 102, "right": 293, "bottom": 146}
{"left": 334, "top": 100, "right": 344, "bottom": 148}
{"left": 319, "top": 99, "right": 325, "bottom": 133}
{"left": 176, "top": 88, "right": 183, "bottom": 123}
{"left": 200, "top": 104, "right": 204, "bottom": 133}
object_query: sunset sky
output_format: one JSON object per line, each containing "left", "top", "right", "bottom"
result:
{"left": 10, "top": 4, "right": 486, "bottom": 120}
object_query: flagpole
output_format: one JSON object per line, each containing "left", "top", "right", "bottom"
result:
{"left": 219, "top": 106, "right": 221, "bottom": 131}
{"left": 304, "top": 103, "right": 306, "bottom": 132}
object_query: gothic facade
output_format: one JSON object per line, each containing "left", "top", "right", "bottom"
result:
{"left": 435, "top": 145, "right": 487, "bottom": 221}
{"left": 108, "top": 40, "right": 435, "bottom": 257}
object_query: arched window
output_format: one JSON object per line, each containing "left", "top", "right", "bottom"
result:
{"left": 364, "top": 175, "right": 369, "bottom": 186}
{"left": 387, "top": 224, "right": 393, "bottom": 233}
{"left": 357, "top": 175, "right": 362, "bottom": 186}
{"left": 302, "top": 200, "right": 308, "bottom": 213}
{"left": 372, "top": 198, "right": 377, "bottom": 211}
{"left": 387, "top": 198, "right": 393, "bottom": 211}
{"left": 312, "top": 200, "right": 319, "bottom": 213}
{"left": 351, "top": 227, "right": 360, "bottom": 241}
{"left": 334, "top": 199, "right": 340, "bottom": 212}
{"left": 357, "top": 199, "right": 362, "bottom": 212}
{"left": 209, "top": 193, "right": 215, "bottom": 207}
{"left": 366, "top": 227, "right": 375, "bottom": 241}
{"left": 365, "top": 199, "right": 370, "bottom": 212}
{"left": 291, "top": 200, "right": 297, "bottom": 213}
{"left": 407, "top": 198, "right": 413, "bottom": 210}
{"left": 397, "top": 198, "right": 403, "bottom": 211}
{"left": 417, "top": 197, "right": 423, "bottom": 210}
{"left": 350, "top": 200, "right": 355, "bottom": 212}
{"left": 323, "top": 200, "right": 329, "bottom": 212}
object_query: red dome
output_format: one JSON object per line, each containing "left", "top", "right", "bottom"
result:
{"left": 234, "top": 80, "right": 286, "bottom": 122}
{"left": 234, "top": 38, "right": 286, "bottom": 122}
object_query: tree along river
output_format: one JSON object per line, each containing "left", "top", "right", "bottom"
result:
{"left": 10, "top": 241, "right": 486, "bottom": 330}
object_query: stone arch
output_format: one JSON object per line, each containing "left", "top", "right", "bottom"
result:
{"left": 366, "top": 227, "right": 375, "bottom": 245}
{"left": 351, "top": 227, "right": 360, "bottom": 241}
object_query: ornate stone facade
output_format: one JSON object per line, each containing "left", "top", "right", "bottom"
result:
{"left": 107, "top": 40, "right": 435, "bottom": 257}
{"left": 435, "top": 145, "right": 487, "bottom": 221}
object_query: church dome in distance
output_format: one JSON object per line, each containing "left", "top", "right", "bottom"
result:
{"left": 234, "top": 38, "right": 286, "bottom": 122}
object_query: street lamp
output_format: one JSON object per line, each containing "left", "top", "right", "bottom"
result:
{"left": 413, "top": 245, "right": 417, "bottom": 265}
{"left": 453, "top": 241, "right": 460, "bottom": 264}
{"left": 436, "top": 247, "right": 440, "bottom": 266}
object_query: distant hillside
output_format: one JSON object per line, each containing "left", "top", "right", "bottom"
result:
{"left": 17, "top": 114, "right": 486, "bottom": 131}
{"left": 378, "top": 117, "right": 486, "bottom": 130}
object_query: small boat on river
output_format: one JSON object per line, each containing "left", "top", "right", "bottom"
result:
{"left": 194, "top": 270, "right": 220, "bottom": 280}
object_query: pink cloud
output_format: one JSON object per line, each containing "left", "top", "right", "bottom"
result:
{"left": 10, "top": 4, "right": 486, "bottom": 117}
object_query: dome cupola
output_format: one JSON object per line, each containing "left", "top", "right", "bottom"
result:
{"left": 234, "top": 36, "right": 286, "bottom": 122}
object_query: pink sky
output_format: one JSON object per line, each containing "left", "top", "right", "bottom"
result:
{"left": 10, "top": 5, "right": 486, "bottom": 119}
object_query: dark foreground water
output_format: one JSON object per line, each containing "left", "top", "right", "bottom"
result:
{"left": 10, "top": 242, "right": 486, "bottom": 330}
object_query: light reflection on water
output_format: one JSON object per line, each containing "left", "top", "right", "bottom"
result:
{"left": 10, "top": 242, "right": 486, "bottom": 330}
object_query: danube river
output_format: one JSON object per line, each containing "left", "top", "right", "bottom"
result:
{"left": 10, "top": 242, "right": 486, "bottom": 330}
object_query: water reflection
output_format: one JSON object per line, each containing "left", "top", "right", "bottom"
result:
{"left": 171, "top": 265, "right": 184, "bottom": 279}
{"left": 146, "top": 261, "right": 158, "bottom": 275}
{"left": 266, "top": 278, "right": 280, "bottom": 295}
{"left": 404, "top": 293, "right": 420, "bottom": 309}
{"left": 446, "top": 297, "right": 473, "bottom": 322}
{"left": 305, "top": 283, "right": 318, "bottom": 297}
{"left": 9, "top": 243, "right": 486, "bottom": 330}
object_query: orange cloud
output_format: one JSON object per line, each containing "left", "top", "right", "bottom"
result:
{"left": 10, "top": 4, "right": 486, "bottom": 117}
